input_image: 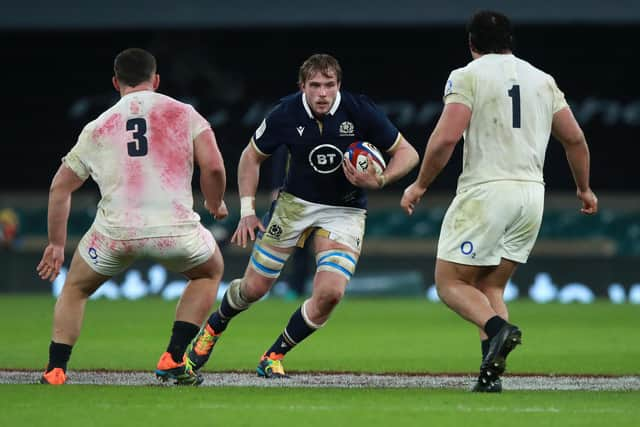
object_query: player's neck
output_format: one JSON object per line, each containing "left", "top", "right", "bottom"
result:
{"left": 120, "top": 84, "right": 155, "bottom": 97}
{"left": 471, "top": 49, "right": 512, "bottom": 60}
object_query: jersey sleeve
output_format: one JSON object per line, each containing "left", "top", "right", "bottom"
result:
{"left": 251, "top": 104, "right": 285, "bottom": 156}
{"left": 443, "top": 68, "right": 474, "bottom": 109}
{"left": 549, "top": 76, "right": 569, "bottom": 114}
{"left": 62, "top": 123, "right": 93, "bottom": 181}
{"left": 188, "top": 105, "right": 211, "bottom": 139}
{"left": 357, "top": 95, "right": 400, "bottom": 152}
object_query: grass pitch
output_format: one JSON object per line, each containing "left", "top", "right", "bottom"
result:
{"left": 1, "top": 296, "right": 638, "bottom": 374}
{"left": 1, "top": 296, "right": 639, "bottom": 426}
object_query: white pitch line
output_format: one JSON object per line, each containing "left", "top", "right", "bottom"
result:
{"left": 1, "top": 371, "right": 639, "bottom": 391}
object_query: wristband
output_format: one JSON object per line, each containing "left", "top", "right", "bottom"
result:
{"left": 240, "top": 196, "right": 256, "bottom": 218}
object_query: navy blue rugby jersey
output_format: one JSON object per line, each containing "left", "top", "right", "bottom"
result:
{"left": 251, "top": 91, "right": 401, "bottom": 209}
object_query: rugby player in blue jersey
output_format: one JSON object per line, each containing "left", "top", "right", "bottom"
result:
{"left": 185, "top": 53, "right": 419, "bottom": 377}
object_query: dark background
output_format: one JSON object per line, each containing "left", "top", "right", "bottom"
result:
{"left": 2, "top": 4, "right": 639, "bottom": 299}
{"left": 3, "top": 25, "right": 639, "bottom": 192}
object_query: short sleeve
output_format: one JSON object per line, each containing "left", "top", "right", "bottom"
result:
{"left": 357, "top": 95, "right": 400, "bottom": 152}
{"left": 62, "top": 124, "right": 92, "bottom": 181}
{"left": 443, "top": 68, "right": 474, "bottom": 109}
{"left": 549, "top": 76, "right": 569, "bottom": 114}
{"left": 251, "top": 105, "right": 285, "bottom": 156}
{"left": 188, "top": 105, "right": 211, "bottom": 139}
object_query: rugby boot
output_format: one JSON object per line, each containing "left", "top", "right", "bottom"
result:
{"left": 40, "top": 367, "right": 67, "bottom": 385}
{"left": 256, "top": 352, "right": 288, "bottom": 378}
{"left": 482, "top": 323, "right": 522, "bottom": 376}
{"left": 185, "top": 324, "right": 221, "bottom": 371}
{"left": 472, "top": 371, "right": 502, "bottom": 393}
{"left": 155, "top": 352, "right": 203, "bottom": 385}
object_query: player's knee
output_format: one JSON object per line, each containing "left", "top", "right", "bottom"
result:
{"left": 435, "top": 281, "right": 449, "bottom": 299}
{"left": 225, "top": 278, "right": 253, "bottom": 309}
{"left": 249, "top": 242, "right": 291, "bottom": 280}
{"left": 318, "top": 287, "right": 344, "bottom": 308}
{"left": 210, "top": 250, "right": 224, "bottom": 280}
{"left": 315, "top": 249, "right": 357, "bottom": 282}
{"left": 240, "top": 276, "right": 272, "bottom": 302}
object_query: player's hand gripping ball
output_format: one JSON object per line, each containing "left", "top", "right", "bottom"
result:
{"left": 344, "top": 141, "right": 386, "bottom": 176}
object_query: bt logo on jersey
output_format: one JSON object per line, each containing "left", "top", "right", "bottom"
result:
{"left": 308, "top": 144, "right": 343, "bottom": 174}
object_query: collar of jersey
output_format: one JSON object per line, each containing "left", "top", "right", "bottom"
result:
{"left": 302, "top": 91, "right": 341, "bottom": 119}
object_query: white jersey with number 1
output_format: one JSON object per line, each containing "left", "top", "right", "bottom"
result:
{"left": 63, "top": 91, "right": 211, "bottom": 239}
{"left": 444, "top": 53, "right": 568, "bottom": 193}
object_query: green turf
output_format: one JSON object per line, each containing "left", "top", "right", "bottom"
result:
{"left": 2, "top": 296, "right": 639, "bottom": 427}
{"left": 1, "top": 295, "right": 638, "bottom": 374}
{"left": 1, "top": 386, "right": 638, "bottom": 427}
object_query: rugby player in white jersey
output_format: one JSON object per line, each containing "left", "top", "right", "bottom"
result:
{"left": 401, "top": 11, "right": 598, "bottom": 392}
{"left": 185, "top": 54, "right": 419, "bottom": 378}
{"left": 37, "top": 48, "right": 228, "bottom": 385}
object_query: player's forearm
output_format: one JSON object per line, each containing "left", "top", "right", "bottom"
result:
{"left": 200, "top": 169, "right": 226, "bottom": 210}
{"left": 237, "top": 148, "right": 261, "bottom": 199}
{"left": 564, "top": 140, "right": 591, "bottom": 192}
{"left": 415, "top": 135, "right": 457, "bottom": 189}
{"left": 47, "top": 187, "right": 71, "bottom": 247}
{"left": 383, "top": 142, "right": 419, "bottom": 185}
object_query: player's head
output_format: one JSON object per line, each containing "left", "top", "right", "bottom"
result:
{"left": 298, "top": 54, "right": 342, "bottom": 117}
{"left": 112, "top": 48, "right": 159, "bottom": 92}
{"left": 467, "top": 10, "right": 514, "bottom": 56}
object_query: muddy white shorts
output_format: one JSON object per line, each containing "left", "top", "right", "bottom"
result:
{"left": 437, "top": 181, "right": 544, "bottom": 266}
{"left": 260, "top": 192, "right": 366, "bottom": 253}
{"left": 78, "top": 223, "right": 216, "bottom": 276}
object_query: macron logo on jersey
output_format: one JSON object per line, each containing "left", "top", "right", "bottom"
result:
{"left": 296, "top": 126, "right": 305, "bottom": 136}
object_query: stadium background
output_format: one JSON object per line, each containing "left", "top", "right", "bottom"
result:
{"left": 1, "top": 1, "right": 639, "bottom": 303}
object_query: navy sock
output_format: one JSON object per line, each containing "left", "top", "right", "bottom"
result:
{"left": 481, "top": 339, "right": 490, "bottom": 359}
{"left": 207, "top": 289, "right": 247, "bottom": 334}
{"left": 46, "top": 341, "right": 73, "bottom": 372}
{"left": 265, "top": 306, "right": 316, "bottom": 358}
{"left": 166, "top": 321, "right": 200, "bottom": 363}
{"left": 484, "top": 316, "right": 507, "bottom": 340}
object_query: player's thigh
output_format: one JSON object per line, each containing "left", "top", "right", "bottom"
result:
{"left": 437, "top": 183, "right": 519, "bottom": 266}
{"left": 475, "top": 258, "right": 519, "bottom": 294}
{"left": 501, "top": 183, "right": 545, "bottom": 263}
{"left": 435, "top": 257, "right": 489, "bottom": 287}
{"left": 311, "top": 235, "right": 359, "bottom": 292}
{"left": 63, "top": 249, "right": 111, "bottom": 296}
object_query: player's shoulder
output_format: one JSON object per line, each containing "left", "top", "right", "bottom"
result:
{"left": 266, "top": 92, "right": 301, "bottom": 122}
{"left": 513, "top": 56, "right": 558, "bottom": 85}
{"left": 149, "top": 92, "right": 197, "bottom": 110}
{"left": 339, "top": 91, "right": 381, "bottom": 113}
{"left": 445, "top": 62, "right": 476, "bottom": 90}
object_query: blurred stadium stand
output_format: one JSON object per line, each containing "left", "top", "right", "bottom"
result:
{"left": 1, "top": 2, "right": 639, "bottom": 298}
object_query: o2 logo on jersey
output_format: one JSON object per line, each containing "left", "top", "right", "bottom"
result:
{"left": 308, "top": 144, "right": 344, "bottom": 174}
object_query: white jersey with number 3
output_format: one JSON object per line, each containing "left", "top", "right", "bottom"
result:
{"left": 63, "top": 91, "right": 211, "bottom": 239}
{"left": 444, "top": 54, "right": 568, "bottom": 192}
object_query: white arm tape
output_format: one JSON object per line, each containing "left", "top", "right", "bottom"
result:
{"left": 240, "top": 196, "right": 256, "bottom": 218}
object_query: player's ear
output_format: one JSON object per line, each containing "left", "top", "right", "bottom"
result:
{"left": 112, "top": 77, "right": 120, "bottom": 92}
{"left": 152, "top": 74, "right": 160, "bottom": 90}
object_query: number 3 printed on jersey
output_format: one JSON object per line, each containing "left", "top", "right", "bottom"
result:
{"left": 126, "top": 118, "right": 148, "bottom": 157}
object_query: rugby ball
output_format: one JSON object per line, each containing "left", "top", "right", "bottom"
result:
{"left": 344, "top": 141, "right": 386, "bottom": 175}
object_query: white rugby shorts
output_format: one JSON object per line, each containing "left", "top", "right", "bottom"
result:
{"left": 78, "top": 223, "right": 216, "bottom": 276}
{"left": 437, "top": 181, "right": 544, "bottom": 266}
{"left": 260, "top": 192, "right": 366, "bottom": 253}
